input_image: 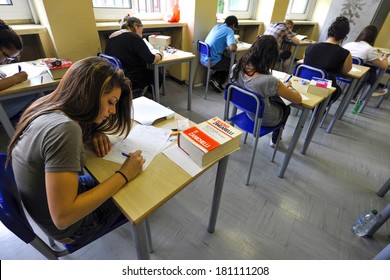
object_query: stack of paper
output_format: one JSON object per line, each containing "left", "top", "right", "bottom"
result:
{"left": 132, "top": 96, "right": 175, "bottom": 125}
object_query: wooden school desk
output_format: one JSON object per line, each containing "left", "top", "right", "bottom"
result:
{"left": 0, "top": 62, "right": 59, "bottom": 139}
{"left": 326, "top": 64, "right": 370, "bottom": 133}
{"left": 275, "top": 75, "right": 335, "bottom": 178}
{"left": 286, "top": 39, "right": 316, "bottom": 74}
{"left": 154, "top": 50, "right": 196, "bottom": 110}
{"left": 84, "top": 116, "right": 232, "bottom": 259}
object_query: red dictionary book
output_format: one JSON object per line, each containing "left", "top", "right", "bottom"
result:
{"left": 178, "top": 117, "right": 242, "bottom": 167}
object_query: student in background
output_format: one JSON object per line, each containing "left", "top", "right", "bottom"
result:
{"left": 0, "top": 19, "right": 36, "bottom": 119}
{"left": 343, "top": 25, "right": 389, "bottom": 99}
{"left": 7, "top": 57, "right": 145, "bottom": 245}
{"left": 231, "top": 35, "right": 302, "bottom": 148}
{"left": 205, "top": 15, "right": 238, "bottom": 93}
{"left": 304, "top": 16, "right": 352, "bottom": 105}
{"left": 264, "top": 19, "right": 301, "bottom": 72}
{"left": 105, "top": 16, "right": 164, "bottom": 96}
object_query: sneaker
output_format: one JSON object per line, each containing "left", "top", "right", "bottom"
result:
{"left": 350, "top": 99, "right": 356, "bottom": 104}
{"left": 269, "top": 138, "right": 276, "bottom": 148}
{"left": 209, "top": 79, "right": 223, "bottom": 93}
{"left": 372, "top": 88, "right": 388, "bottom": 97}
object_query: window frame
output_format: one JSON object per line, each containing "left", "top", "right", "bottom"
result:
{"left": 217, "top": 0, "right": 258, "bottom": 20}
{"left": 285, "top": 0, "right": 317, "bottom": 21}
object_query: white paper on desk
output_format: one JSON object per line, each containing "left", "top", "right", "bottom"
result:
{"left": 132, "top": 96, "right": 175, "bottom": 125}
{"left": 272, "top": 70, "right": 289, "bottom": 81}
{"left": 103, "top": 125, "right": 171, "bottom": 170}
{"left": 352, "top": 66, "right": 362, "bottom": 72}
{"left": 0, "top": 62, "right": 45, "bottom": 80}
{"left": 281, "top": 93, "right": 309, "bottom": 106}
{"left": 162, "top": 144, "right": 204, "bottom": 177}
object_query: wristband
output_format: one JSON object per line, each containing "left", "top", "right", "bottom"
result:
{"left": 156, "top": 52, "right": 163, "bottom": 59}
{"left": 115, "top": 170, "right": 128, "bottom": 184}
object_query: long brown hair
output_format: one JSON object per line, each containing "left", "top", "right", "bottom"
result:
{"left": 7, "top": 56, "right": 133, "bottom": 162}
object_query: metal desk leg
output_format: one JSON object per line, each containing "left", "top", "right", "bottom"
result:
{"left": 359, "top": 68, "right": 386, "bottom": 113}
{"left": 373, "top": 243, "right": 390, "bottom": 260}
{"left": 278, "top": 108, "right": 309, "bottom": 178}
{"left": 228, "top": 52, "right": 236, "bottom": 81}
{"left": 288, "top": 44, "right": 299, "bottom": 74}
{"left": 188, "top": 59, "right": 193, "bottom": 111}
{"left": 0, "top": 103, "right": 15, "bottom": 139}
{"left": 366, "top": 203, "right": 390, "bottom": 236}
{"left": 377, "top": 177, "right": 390, "bottom": 197}
{"left": 326, "top": 78, "right": 358, "bottom": 133}
{"left": 339, "top": 77, "right": 365, "bottom": 119}
{"left": 301, "top": 96, "right": 330, "bottom": 154}
{"left": 207, "top": 155, "right": 229, "bottom": 233}
{"left": 154, "top": 65, "right": 160, "bottom": 103}
{"left": 130, "top": 220, "right": 150, "bottom": 260}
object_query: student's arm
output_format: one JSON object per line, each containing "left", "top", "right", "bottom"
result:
{"left": 291, "top": 36, "right": 301, "bottom": 45}
{"left": 277, "top": 80, "right": 302, "bottom": 104}
{"left": 0, "top": 71, "right": 28, "bottom": 91}
{"left": 228, "top": 43, "right": 237, "bottom": 52}
{"left": 91, "top": 132, "right": 112, "bottom": 157}
{"left": 370, "top": 53, "right": 389, "bottom": 69}
{"left": 153, "top": 50, "right": 164, "bottom": 64}
{"left": 45, "top": 150, "right": 145, "bottom": 230}
{"left": 341, "top": 53, "right": 353, "bottom": 74}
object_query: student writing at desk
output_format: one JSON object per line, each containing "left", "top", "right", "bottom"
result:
{"left": 105, "top": 16, "right": 164, "bottom": 97}
{"left": 205, "top": 15, "right": 238, "bottom": 93}
{"left": 263, "top": 19, "right": 301, "bottom": 72}
{"left": 231, "top": 35, "right": 302, "bottom": 148}
{"left": 7, "top": 57, "right": 145, "bottom": 245}
{"left": 343, "top": 25, "right": 389, "bottom": 100}
{"left": 303, "top": 16, "right": 352, "bottom": 107}
{"left": 0, "top": 19, "right": 39, "bottom": 119}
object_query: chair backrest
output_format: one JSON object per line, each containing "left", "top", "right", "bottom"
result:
{"left": 293, "top": 64, "right": 328, "bottom": 80}
{"left": 0, "top": 154, "right": 36, "bottom": 244}
{"left": 352, "top": 56, "right": 364, "bottom": 65}
{"left": 198, "top": 40, "right": 211, "bottom": 68}
{"left": 224, "top": 82, "right": 265, "bottom": 120}
{"left": 98, "top": 53, "right": 123, "bottom": 69}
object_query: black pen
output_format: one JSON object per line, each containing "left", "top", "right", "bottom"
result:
{"left": 285, "top": 75, "right": 292, "bottom": 83}
{"left": 121, "top": 152, "right": 130, "bottom": 158}
{"left": 18, "top": 65, "right": 21, "bottom": 73}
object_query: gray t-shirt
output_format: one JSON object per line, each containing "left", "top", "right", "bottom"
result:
{"left": 235, "top": 72, "right": 283, "bottom": 127}
{"left": 12, "top": 110, "right": 85, "bottom": 239}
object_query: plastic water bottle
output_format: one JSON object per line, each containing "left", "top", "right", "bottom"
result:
{"left": 351, "top": 209, "right": 378, "bottom": 236}
{"left": 352, "top": 100, "right": 363, "bottom": 114}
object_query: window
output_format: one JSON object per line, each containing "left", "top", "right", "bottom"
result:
{"left": 285, "top": 0, "right": 317, "bottom": 21}
{"left": 0, "top": 0, "right": 33, "bottom": 21}
{"left": 217, "top": 0, "right": 257, "bottom": 19}
{"left": 93, "top": 0, "right": 173, "bottom": 21}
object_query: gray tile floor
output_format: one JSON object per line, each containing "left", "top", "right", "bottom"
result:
{"left": 1, "top": 78, "right": 389, "bottom": 260}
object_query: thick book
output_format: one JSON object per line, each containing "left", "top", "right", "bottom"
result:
{"left": 178, "top": 117, "right": 242, "bottom": 167}
{"left": 43, "top": 58, "right": 73, "bottom": 80}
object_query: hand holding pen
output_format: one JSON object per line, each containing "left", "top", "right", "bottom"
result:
{"left": 118, "top": 150, "right": 145, "bottom": 182}
{"left": 13, "top": 65, "right": 28, "bottom": 83}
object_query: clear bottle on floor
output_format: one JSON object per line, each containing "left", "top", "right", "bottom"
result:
{"left": 352, "top": 100, "right": 363, "bottom": 114}
{"left": 351, "top": 209, "right": 378, "bottom": 236}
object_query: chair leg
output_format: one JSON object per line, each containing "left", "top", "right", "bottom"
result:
{"left": 205, "top": 68, "right": 211, "bottom": 100}
{"left": 246, "top": 134, "right": 260, "bottom": 186}
{"left": 271, "top": 128, "right": 283, "bottom": 162}
{"left": 244, "top": 132, "right": 248, "bottom": 144}
{"left": 48, "top": 237, "right": 56, "bottom": 247}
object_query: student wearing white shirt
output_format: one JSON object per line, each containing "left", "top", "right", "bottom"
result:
{"left": 343, "top": 25, "right": 389, "bottom": 98}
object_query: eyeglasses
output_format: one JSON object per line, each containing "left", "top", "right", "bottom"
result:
{"left": 0, "top": 49, "right": 17, "bottom": 61}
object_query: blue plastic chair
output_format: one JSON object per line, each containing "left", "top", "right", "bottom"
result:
{"left": 194, "top": 40, "right": 213, "bottom": 99}
{"left": 0, "top": 153, "right": 152, "bottom": 259}
{"left": 224, "top": 83, "right": 284, "bottom": 186}
{"left": 293, "top": 63, "right": 328, "bottom": 80}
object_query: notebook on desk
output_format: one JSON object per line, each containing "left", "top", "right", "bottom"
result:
{"left": 132, "top": 96, "right": 175, "bottom": 125}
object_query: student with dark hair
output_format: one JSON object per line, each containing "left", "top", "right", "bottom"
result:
{"left": 264, "top": 19, "right": 301, "bottom": 72}
{"left": 7, "top": 56, "right": 145, "bottom": 245}
{"left": 304, "top": 16, "right": 352, "bottom": 104}
{"left": 205, "top": 15, "right": 238, "bottom": 93}
{"left": 231, "top": 35, "right": 302, "bottom": 147}
{"left": 0, "top": 19, "right": 38, "bottom": 118}
{"left": 105, "top": 16, "right": 164, "bottom": 95}
{"left": 343, "top": 25, "right": 389, "bottom": 98}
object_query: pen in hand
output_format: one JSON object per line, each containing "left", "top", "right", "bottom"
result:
{"left": 285, "top": 75, "right": 292, "bottom": 83}
{"left": 121, "top": 152, "right": 131, "bottom": 158}
{"left": 18, "top": 65, "right": 21, "bottom": 73}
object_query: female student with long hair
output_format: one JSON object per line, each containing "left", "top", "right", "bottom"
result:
{"left": 231, "top": 35, "right": 302, "bottom": 147}
{"left": 7, "top": 56, "right": 145, "bottom": 245}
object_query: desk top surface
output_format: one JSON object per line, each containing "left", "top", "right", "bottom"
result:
{"left": 0, "top": 61, "right": 58, "bottom": 97}
{"left": 156, "top": 50, "right": 195, "bottom": 65}
{"left": 346, "top": 64, "right": 370, "bottom": 79}
{"left": 85, "top": 116, "right": 218, "bottom": 225}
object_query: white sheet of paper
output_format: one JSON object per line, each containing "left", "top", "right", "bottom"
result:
{"left": 0, "top": 62, "right": 45, "bottom": 80}
{"left": 132, "top": 96, "right": 175, "bottom": 125}
{"left": 352, "top": 66, "right": 362, "bottom": 72}
{"left": 272, "top": 70, "right": 289, "bottom": 81}
{"left": 162, "top": 144, "right": 204, "bottom": 177}
{"left": 103, "top": 125, "right": 171, "bottom": 170}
